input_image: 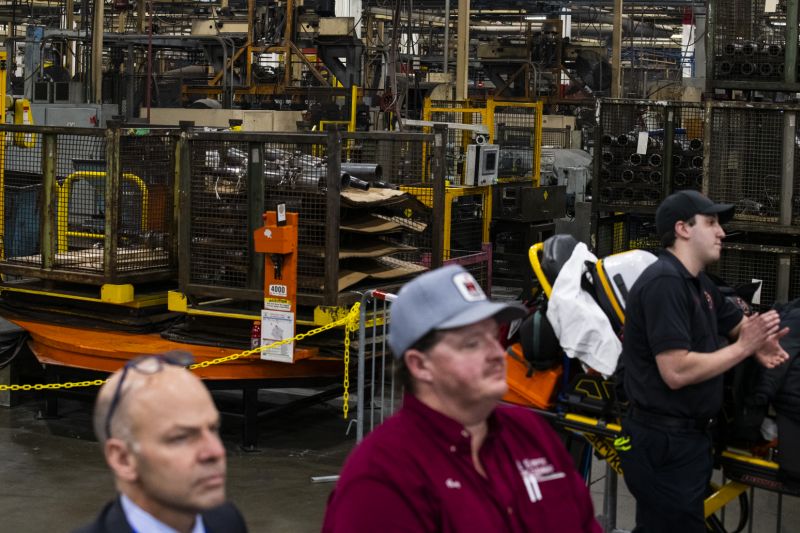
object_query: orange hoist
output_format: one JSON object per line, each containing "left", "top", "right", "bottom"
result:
{"left": 253, "top": 205, "right": 299, "bottom": 363}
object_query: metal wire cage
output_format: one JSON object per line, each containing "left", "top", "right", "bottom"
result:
{"left": 492, "top": 102, "right": 542, "bottom": 183}
{"left": 708, "top": 242, "right": 799, "bottom": 310}
{"left": 596, "top": 100, "right": 669, "bottom": 210}
{"left": 593, "top": 213, "right": 660, "bottom": 258}
{"left": 671, "top": 103, "right": 705, "bottom": 193}
{"left": 711, "top": 0, "right": 787, "bottom": 82}
{"left": 707, "top": 105, "right": 784, "bottom": 223}
{"left": 0, "top": 125, "right": 178, "bottom": 283}
{"left": 183, "top": 129, "right": 445, "bottom": 309}
{"left": 184, "top": 132, "right": 332, "bottom": 304}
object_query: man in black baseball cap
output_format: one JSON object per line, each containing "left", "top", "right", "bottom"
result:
{"left": 655, "top": 189, "right": 735, "bottom": 247}
{"left": 619, "top": 191, "right": 790, "bottom": 532}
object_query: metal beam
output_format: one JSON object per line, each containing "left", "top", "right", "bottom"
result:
{"left": 611, "top": 0, "right": 622, "bottom": 98}
{"left": 456, "top": 0, "right": 469, "bottom": 100}
{"left": 92, "top": 0, "right": 104, "bottom": 103}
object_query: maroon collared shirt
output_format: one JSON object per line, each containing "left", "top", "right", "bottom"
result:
{"left": 323, "top": 394, "right": 602, "bottom": 533}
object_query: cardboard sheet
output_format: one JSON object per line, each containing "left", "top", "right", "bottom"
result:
{"left": 302, "top": 238, "right": 416, "bottom": 259}
{"left": 336, "top": 256, "right": 428, "bottom": 291}
{"left": 340, "top": 214, "right": 405, "bottom": 234}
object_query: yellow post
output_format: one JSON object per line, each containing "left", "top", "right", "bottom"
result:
{"left": 0, "top": 51, "right": 6, "bottom": 262}
{"left": 349, "top": 85, "right": 357, "bottom": 132}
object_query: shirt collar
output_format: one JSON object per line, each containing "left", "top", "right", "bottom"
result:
{"left": 402, "top": 393, "right": 501, "bottom": 452}
{"left": 660, "top": 249, "right": 695, "bottom": 279}
{"left": 120, "top": 493, "right": 205, "bottom": 533}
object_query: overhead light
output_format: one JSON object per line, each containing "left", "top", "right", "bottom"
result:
{"left": 525, "top": 15, "right": 547, "bottom": 21}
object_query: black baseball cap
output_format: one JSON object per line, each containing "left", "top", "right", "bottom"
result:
{"left": 655, "top": 190, "right": 734, "bottom": 237}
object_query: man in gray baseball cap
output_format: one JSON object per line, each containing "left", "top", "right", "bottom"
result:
{"left": 323, "top": 265, "right": 601, "bottom": 533}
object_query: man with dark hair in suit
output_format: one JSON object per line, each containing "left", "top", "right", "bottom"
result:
{"left": 73, "top": 352, "right": 247, "bottom": 533}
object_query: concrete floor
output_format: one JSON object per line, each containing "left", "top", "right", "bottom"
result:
{"left": 1, "top": 388, "right": 799, "bottom": 532}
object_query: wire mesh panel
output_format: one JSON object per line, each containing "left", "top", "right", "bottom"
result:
{"left": 115, "top": 130, "right": 177, "bottom": 272}
{"left": 188, "top": 138, "right": 256, "bottom": 290}
{"left": 264, "top": 140, "right": 332, "bottom": 296}
{"left": 342, "top": 132, "right": 431, "bottom": 186}
{"left": 712, "top": 0, "right": 785, "bottom": 83}
{"left": 2, "top": 130, "right": 44, "bottom": 266}
{"left": 186, "top": 132, "right": 336, "bottom": 302}
{"left": 708, "top": 244, "right": 795, "bottom": 310}
{"left": 597, "top": 100, "right": 668, "bottom": 210}
{"left": 397, "top": 185, "right": 436, "bottom": 267}
{"left": 336, "top": 132, "right": 437, "bottom": 297}
{"left": 593, "top": 213, "right": 659, "bottom": 258}
{"left": 541, "top": 127, "right": 571, "bottom": 148}
{"left": 52, "top": 133, "right": 110, "bottom": 271}
{"left": 671, "top": 103, "right": 705, "bottom": 192}
{"left": 424, "top": 100, "right": 488, "bottom": 185}
{"left": 492, "top": 103, "right": 541, "bottom": 182}
{"left": 707, "top": 105, "right": 784, "bottom": 223}
{"left": 447, "top": 192, "right": 486, "bottom": 257}
{"left": 1, "top": 126, "right": 177, "bottom": 282}
{"left": 793, "top": 130, "right": 800, "bottom": 227}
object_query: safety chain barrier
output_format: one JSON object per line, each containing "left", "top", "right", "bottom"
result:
{"left": 0, "top": 303, "right": 362, "bottom": 419}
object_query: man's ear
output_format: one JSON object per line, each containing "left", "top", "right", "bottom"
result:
{"left": 105, "top": 438, "right": 138, "bottom": 483}
{"left": 404, "top": 349, "right": 434, "bottom": 384}
{"left": 674, "top": 219, "right": 691, "bottom": 240}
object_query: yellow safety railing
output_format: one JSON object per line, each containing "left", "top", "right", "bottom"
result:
{"left": 56, "top": 171, "right": 149, "bottom": 253}
{"left": 0, "top": 302, "right": 362, "bottom": 419}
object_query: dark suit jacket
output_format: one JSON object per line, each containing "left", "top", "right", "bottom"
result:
{"left": 71, "top": 496, "right": 248, "bottom": 533}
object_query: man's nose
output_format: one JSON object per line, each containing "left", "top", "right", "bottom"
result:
{"left": 199, "top": 430, "right": 226, "bottom": 462}
{"left": 487, "top": 334, "right": 505, "bottom": 359}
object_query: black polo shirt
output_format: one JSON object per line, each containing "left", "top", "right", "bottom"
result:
{"left": 622, "top": 251, "right": 743, "bottom": 419}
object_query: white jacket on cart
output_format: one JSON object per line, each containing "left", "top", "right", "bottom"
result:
{"left": 546, "top": 242, "right": 621, "bottom": 377}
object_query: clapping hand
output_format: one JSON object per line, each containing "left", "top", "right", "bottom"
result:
{"left": 754, "top": 327, "right": 791, "bottom": 368}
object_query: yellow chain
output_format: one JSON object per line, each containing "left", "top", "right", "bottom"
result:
{"left": 342, "top": 302, "right": 361, "bottom": 419}
{"left": 0, "top": 303, "right": 362, "bottom": 392}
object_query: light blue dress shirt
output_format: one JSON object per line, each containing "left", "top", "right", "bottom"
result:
{"left": 120, "top": 493, "right": 205, "bottom": 533}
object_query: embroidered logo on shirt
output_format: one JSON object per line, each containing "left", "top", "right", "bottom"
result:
{"left": 516, "top": 458, "right": 566, "bottom": 503}
{"left": 452, "top": 272, "right": 486, "bottom": 302}
{"left": 704, "top": 290, "right": 714, "bottom": 311}
{"left": 445, "top": 478, "right": 462, "bottom": 489}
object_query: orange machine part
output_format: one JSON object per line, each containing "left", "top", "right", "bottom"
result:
{"left": 10, "top": 318, "right": 336, "bottom": 380}
{"left": 254, "top": 210, "right": 298, "bottom": 308}
{"left": 503, "top": 343, "right": 563, "bottom": 409}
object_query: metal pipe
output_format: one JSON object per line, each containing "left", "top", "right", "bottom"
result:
{"left": 648, "top": 153, "right": 662, "bottom": 167}
{"left": 146, "top": 1, "right": 153, "bottom": 121}
{"left": 443, "top": 0, "right": 450, "bottom": 75}
{"left": 347, "top": 176, "right": 371, "bottom": 190}
{"left": 740, "top": 63, "right": 756, "bottom": 76}
{"left": 341, "top": 162, "right": 383, "bottom": 180}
